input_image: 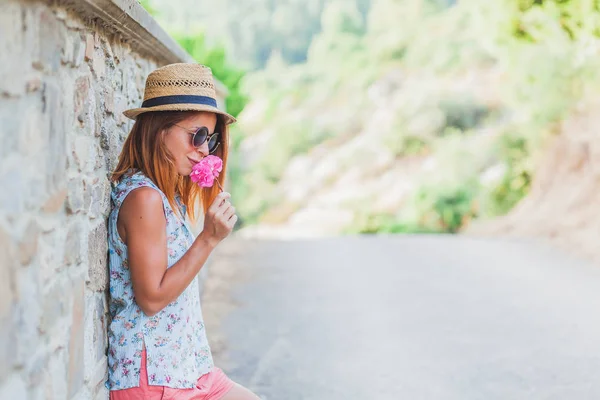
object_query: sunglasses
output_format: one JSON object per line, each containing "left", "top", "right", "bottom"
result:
{"left": 174, "top": 124, "right": 221, "bottom": 154}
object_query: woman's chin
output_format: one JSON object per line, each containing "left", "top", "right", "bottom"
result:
{"left": 177, "top": 166, "right": 193, "bottom": 177}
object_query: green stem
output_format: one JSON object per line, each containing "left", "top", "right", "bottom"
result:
{"left": 214, "top": 175, "right": 224, "bottom": 192}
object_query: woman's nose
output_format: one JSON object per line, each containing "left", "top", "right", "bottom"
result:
{"left": 197, "top": 140, "right": 209, "bottom": 156}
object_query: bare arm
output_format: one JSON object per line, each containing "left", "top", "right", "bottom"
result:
{"left": 119, "top": 188, "right": 236, "bottom": 316}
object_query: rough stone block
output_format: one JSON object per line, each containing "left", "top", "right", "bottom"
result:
{"left": 0, "top": 3, "right": 26, "bottom": 97}
{"left": 103, "top": 37, "right": 115, "bottom": 66}
{"left": 123, "top": 62, "right": 142, "bottom": 102}
{"left": 99, "top": 124, "right": 110, "bottom": 151}
{"left": 16, "top": 99, "right": 44, "bottom": 159}
{"left": 93, "top": 297, "right": 108, "bottom": 368}
{"left": 60, "top": 28, "right": 86, "bottom": 68}
{"left": 42, "top": 188, "right": 67, "bottom": 214}
{"left": 0, "top": 305, "right": 17, "bottom": 381}
{"left": 39, "top": 227, "right": 67, "bottom": 289}
{"left": 89, "top": 178, "right": 110, "bottom": 219}
{"left": 114, "top": 95, "right": 128, "bottom": 126}
{"left": 64, "top": 219, "right": 84, "bottom": 266}
{"left": 84, "top": 180, "right": 93, "bottom": 212}
{"left": 105, "top": 87, "right": 114, "bottom": 114}
{"left": 112, "top": 69, "right": 124, "bottom": 92}
{"left": 100, "top": 116, "right": 118, "bottom": 153}
{"left": 67, "top": 177, "right": 84, "bottom": 214}
{"left": 18, "top": 219, "right": 41, "bottom": 266}
{"left": 71, "top": 135, "right": 95, "bottom": 174}
{"left": 85, "top": 34, "right": 94, "bottom": 61}
{"left": 37, "top": 8, "right": 65, "bottom": 73}
{"left": 14, "top": 265, "right": 42, "bottom": 367}
{"left": 61, "top": 29, "right": 75, "bottom": 66}
{"left": 26, "top": 76, "right": 43, "bottom": 93}
{"left": 0, "top": 225, "right": 17, "bottom": 380}
{"left": 92, "top": 49, "right": 106, "bottom": 79}
{"left": 0, "top": 158, "right": 26, "bottom": 216}
{"left": 40, "top": 279, "right": 66, "bottom": 335}
{"left": 43, "top": 349, "right": 67, "bottom": 400}
{"left": 28, "top": 385, "right": 45, "bottom": 400}
{"left": 94, "top": 381, "right": 109, "bottom": 400}
{"left": 0, "top": 100, "right": 20, "bottom": 160}
{"left": 84, "top": 291, "right": 108, "bottom": 385}
{"left": 26, "top": 350, "right": 50, "bottom": 396}
{"left": 0, "top": 225, "right": 16, "bottom": 317}
{"left": 43, "top": 81, "right": 67, "bottom": 194}
{"left": 64, "top": 9, "right": 86, "bottom": 29}
{"left": 86, "top": 221, "right": 108, "bottom": 292}
{"left": 135, "top": 66, "right": 145, "bottom": 93}
{"left": 73, "top": 34, "right": 86, "bottom": 67}
{"left": 95, "top": 142, "right": 106, "bottom": 171}
{"left": 23, "top": 156, "right": 53, "bottom": 211}
{"left": 0, "top": 373, "right": 27, "bottom": 398}
{"left": 74, "top": 75, "right": 92, "bottom": 126}
{"left": 68, "top": 281, "right": 85, "bottom": 398}
{"left": 54, "top": 7, "right": 68, "bottom": 21}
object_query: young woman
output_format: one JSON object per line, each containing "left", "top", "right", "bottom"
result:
{"left": 106, "top": 63, "right": 260, "bottom": 400}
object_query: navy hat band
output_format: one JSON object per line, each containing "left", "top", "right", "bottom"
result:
{"left": 141, "top": 95, "right": 217, "bottom": 108}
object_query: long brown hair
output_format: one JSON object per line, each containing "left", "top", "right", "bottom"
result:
{"left": 111, "top": 111, "right": 229, "bottom": 224}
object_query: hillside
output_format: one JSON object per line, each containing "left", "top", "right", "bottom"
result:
{"left": 146, "top": 0, "right": 600, "bottom": 262}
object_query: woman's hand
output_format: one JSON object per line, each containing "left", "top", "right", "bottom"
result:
{"left": 122, "top": 189, "right": 236, "bottom": 317}
{"left": 199, "top": 192, "right": 238, "bottom": 247}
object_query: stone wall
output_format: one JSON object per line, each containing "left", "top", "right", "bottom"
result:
{"left": 0, "top": 1, "right": 224, "bottom": 398}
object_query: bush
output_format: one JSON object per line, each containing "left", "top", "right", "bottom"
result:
{"left": 384, "top": 132, "right": 430, "bottom": 158}
{"left": 481, "top": 132, "right": 532, "bottom": 217}
{"left": 409, "top": 180, "right": 480, "bottom": 233}
{"left": 439, "top": 98, "right": 490, "bottom": 132}
{"left": 344, "top": 211, "right": 441, "bottom": 234}
{"left": 346, "top": 178, "right": 480, "bottom": 234}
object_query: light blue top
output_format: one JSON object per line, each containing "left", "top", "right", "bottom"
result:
{"left": 106, "top": 170, "right": 214, "bottom": 390}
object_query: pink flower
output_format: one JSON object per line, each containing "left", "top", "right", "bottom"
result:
{"left": 190, "top": 155, "right": 223, "bottom": 188}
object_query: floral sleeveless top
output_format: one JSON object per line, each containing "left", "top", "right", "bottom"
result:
{"left": 106, "top": 170, "right": 214, "bottom": 390}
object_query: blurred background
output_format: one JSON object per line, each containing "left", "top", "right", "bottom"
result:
{"left": 4, "top": 0, "right": 600, "bottom": 398}
{"left": 143, "top": 0, "right": 600, "bottom": 258}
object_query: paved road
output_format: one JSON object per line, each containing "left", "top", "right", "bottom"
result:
{"left": 202, "top": 235, "right": 600, "bottom": 399}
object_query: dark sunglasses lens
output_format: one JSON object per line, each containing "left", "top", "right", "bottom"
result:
{"left": 208, "top": 134, "right": 220, "bottom": 152}
{"left": 192, "top": 127, "right": 209, "bottom": 148}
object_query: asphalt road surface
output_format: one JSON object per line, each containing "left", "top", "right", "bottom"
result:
{"left": 202, "top": 235, "right": 600, "bottom": 400}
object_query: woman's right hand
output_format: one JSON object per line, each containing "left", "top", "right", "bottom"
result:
{"left": 199, "top": 192, "right": 238, "bottom": 247}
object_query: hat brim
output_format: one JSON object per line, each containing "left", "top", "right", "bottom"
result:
{"left": 123, "top": 103, "right": 237, "bottom": 125}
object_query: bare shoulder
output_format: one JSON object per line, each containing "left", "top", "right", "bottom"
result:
{"left": 120, "top": 187, "right": 165, "bottom": 232}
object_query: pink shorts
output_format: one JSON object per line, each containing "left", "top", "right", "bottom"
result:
{"left": 110, "top": 349, "right": 235, "bottom": 400}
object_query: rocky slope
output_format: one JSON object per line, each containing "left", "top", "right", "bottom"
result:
{"left": 467, "top": 97, "right": 600, "bottom": 264}
{"left": 234, "top": 67, "right": 508, "bottom": 238}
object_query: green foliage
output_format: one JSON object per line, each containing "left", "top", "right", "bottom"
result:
{"left": 150, "top": 0, "right": 373, "bottom": 69}
{"left": 137, "top": 0, "right": 157, "bottom": 15}
{"left": 384, "top": 132, "right": 429, "bottom": 157}
{"left": 212, "top": 0, "right": 600, "bottom": 233}
{"left": 406, "top": 179, "right": 480, "bottom": 233}
{"left": 513, "top": 0, "right": 600, "bottom": 40}
{"left": 439, "top": 98, "right": 490, "bottom": 132}
{"left": 344, "top": 212, "right": 440, "bottom": 234}
{"left": 347, "top": 179, "right": 480, "bottom": 234}
{"left": 254, "top": 123, "right": 333, "bottom": 183}
{"left": 482, "top": 133, "right": 532, "bottom": 216}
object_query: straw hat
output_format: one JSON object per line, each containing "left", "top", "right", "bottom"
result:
{"left": 123, "top": 63, "right": 236, "bottom": 124}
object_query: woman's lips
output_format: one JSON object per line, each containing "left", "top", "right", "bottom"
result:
{"left": 188, "top": 157, "right": 200, "bottom": 166}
